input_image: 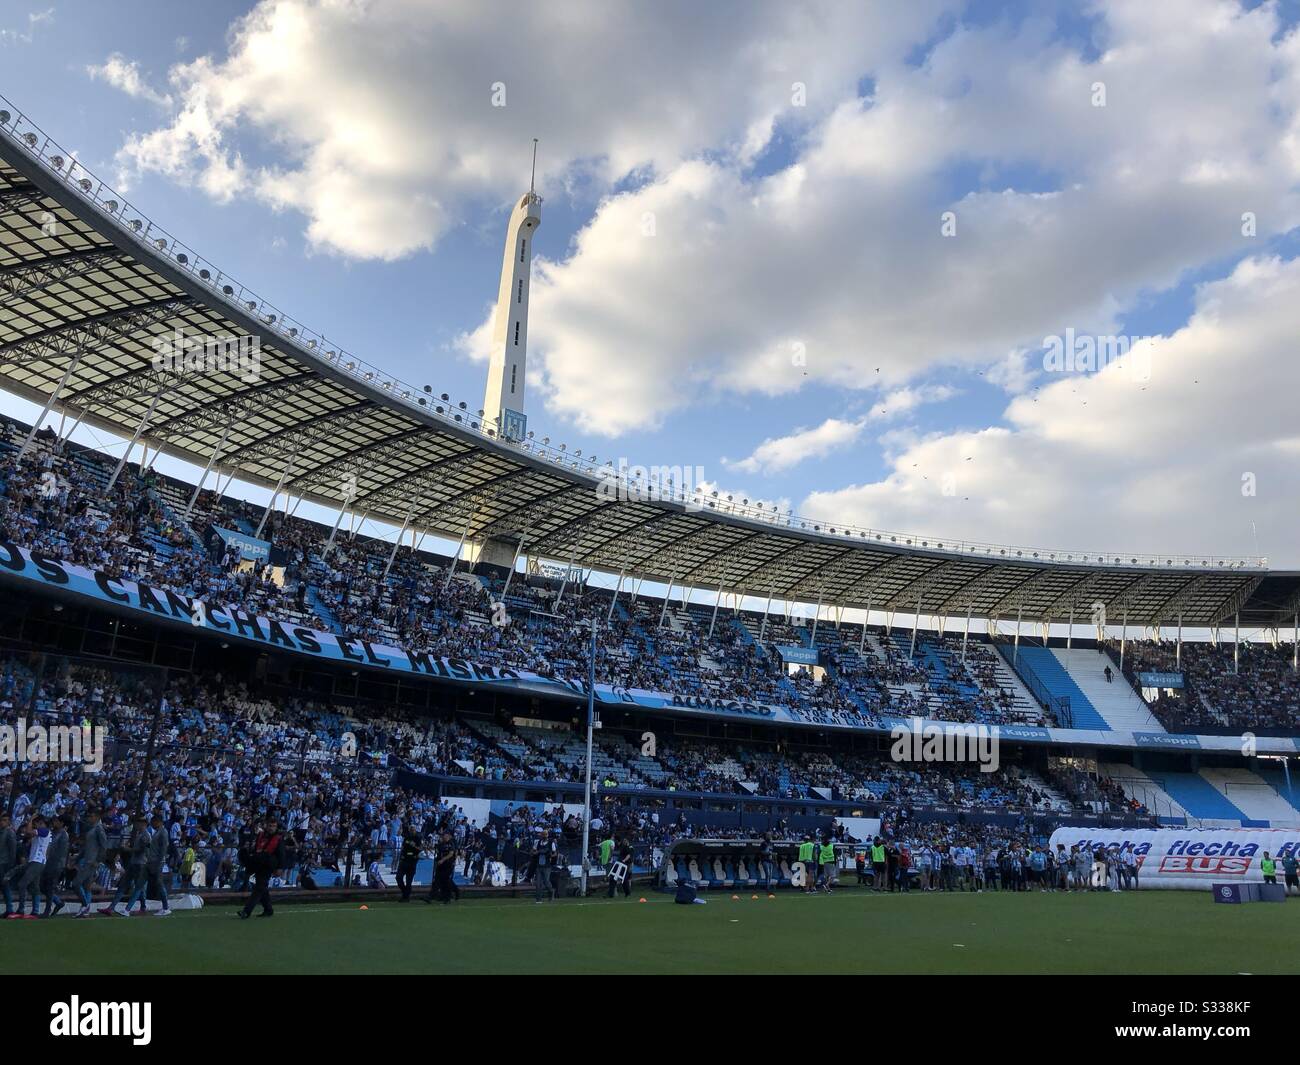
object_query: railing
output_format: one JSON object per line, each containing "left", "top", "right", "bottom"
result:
{"left": 997, "top": 643, "right": 1073, "bottom": 728}
{"left": 0, "top": 93, "right": 1269, "bottom": 574}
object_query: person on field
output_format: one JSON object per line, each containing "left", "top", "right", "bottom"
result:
{"left": 238, "top": 817, "right": 284, "bottom": 918}
{"left": 870, "top": 837, "right": 886, "bottom": 892}
{"left": 395, "top": 824, "right": 421, "bottom": 901}
{"left": 798, "top": 834, "right": 816, "bottom": 894}
{"left": 39, "top": 815, "right": 70, "bottom": 918}
{"left": 128, "top": 814, "right": 172, "bottom": 917}
{"left": 10, "top": 816, "right": 49, "bottom": 918}
{"left": 818, "top": 837, "right": 836, "bottom": 892}
{"left": 1261, "top": 852, "right": 1277, "bottom": 885}
{"left": 1282, "top": 852, "right": 1299, "bottom": 895}
{"left": 71, "top": 810, "right": 108, "bottom": 917}
{"left": 0, "top": 812, "right": 17, "bottom": 917}
{"left": 607, "top": 839, "right": 633, "bottom": 899}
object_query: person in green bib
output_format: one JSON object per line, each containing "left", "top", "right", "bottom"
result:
{"left": 870, "top": 837, "right": 886, "bottom": 893}
{"left": 798, "top": 835, "right": 816, "bottom": 893}
{"left": 1261, "top": 852, "right": 1277, "bottom": 885}
{"left": 818, "top": 838, "right": 836, "bottom": 893}
{"left": 599, "top": 835, "right": 616, "bottom": 895}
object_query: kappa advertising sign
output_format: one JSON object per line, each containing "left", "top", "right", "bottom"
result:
{"left": 1048, "top": 826, "right": 1300, "bottom": 890}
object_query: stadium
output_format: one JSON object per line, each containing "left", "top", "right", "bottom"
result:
{"left": 1, "top": 3, "right": 1298, "bottom": 1016}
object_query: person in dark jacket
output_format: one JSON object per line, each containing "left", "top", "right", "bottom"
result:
{"left": 72, "top": 809, "right": 108, "bottom": 918}
{"left": 103, "top": 815, "right": 149, "bottom": 916}
{"left": 395, "top": 824, "right": 422, "bottom": 902}
{"left": 39, "top": 816, "right": 70, "bottom": 918}
{"left": 239, "top": 817, "right": 284, "bottom": 918}
{"left": 128, "top": 814, "right": 172, "bottom": 916}
{"left": 0, "top": 813, "right": 16, "bottom": 917}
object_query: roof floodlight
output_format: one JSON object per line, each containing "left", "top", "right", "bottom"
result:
{"left": 222, "top": 285, "right": 234, "bottom": 295}
{"left": 104, "top": 200, "right": 118, "bottom": 213}
{"left": 458, "top": 401, "right": 466, "bottom": 409}
{"left": 418, "top": 398, "right": 426, "bottom": 406}
{"left": 155, "top": 237, "right": 168, "bottom": 251}
{"left": 440, "top": 393, "right": 448, "bottom": 401}
{"left": 288, "top": 327, "right": 297, "bottom": 338}
{"left": 128, "top": 219, "right": 142, "bottom": 232}
{"left": 0, "top": 111, "right": 10, "bottom": 124}
{"left": 423, "top": 385, "right": 431, "bottom": 393}
{"left": 50, "top": 155, "right": 64, "bottom": 170}
{"left": 176, "top": 253, "right": 188, "bottom": 265}
{"left": 22, "top": 132, "right": 37, "bottom": 148}
{"left": 78, "top": 178, "right": 92, "bottom": 192}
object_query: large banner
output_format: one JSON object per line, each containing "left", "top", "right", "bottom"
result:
{"left": 1048, "top": 826, "right": 1300, "bottom": 890}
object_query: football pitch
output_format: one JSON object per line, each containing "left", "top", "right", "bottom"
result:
{"left": 11, "top": 889, "right": 1297, "bottom": 975}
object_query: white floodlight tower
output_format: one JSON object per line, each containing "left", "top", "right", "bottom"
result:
{"left": 482, "top": 140, "right": 541, "bottom": 442}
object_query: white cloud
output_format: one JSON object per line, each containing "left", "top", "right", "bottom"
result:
{"left": 802, "top": 256, "right": 1300, "bottom": 562}
{"left": 512, "top": 0, "right": 1300, "bottom": 434}
{"left": 104, "top": 0, "right": 945, "bottom": 260}
{"left": 0, "top": 7, "right": 53, "bottom": 46}
{"left": 87, "top": 54, "right": 174, "bottom": 109}
{"left": 723, "top": 386, "right": 955, "bottom": 474}
{"left": 725, "top": 417, "right": 867, "bottom": 475}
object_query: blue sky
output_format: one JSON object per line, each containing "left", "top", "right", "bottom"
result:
{"left": 4, "top": 0, "right": 1300, "bottom": 567}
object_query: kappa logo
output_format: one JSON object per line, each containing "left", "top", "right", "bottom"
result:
{"left": 49, "top": 997, "right": 151, "bottom": 1045}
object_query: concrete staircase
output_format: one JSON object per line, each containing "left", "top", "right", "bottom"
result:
{"left": 1053, "top": 648, "right": 1163, "bottom": 732}
{"left": 1200, "top": 767, "right": 1300, "bottom": 826}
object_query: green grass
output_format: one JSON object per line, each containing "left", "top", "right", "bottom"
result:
{"left": 11, "top": 888, "right": 1296, "bottom": 975}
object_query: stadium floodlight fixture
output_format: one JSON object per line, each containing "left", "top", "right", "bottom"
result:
{"left": 177, "top": 253, "right": 188, "bottom": 265}
{"left": 222, "top": 284, "right": 234, "bottom": 295}
{"left": 104, "top": 199, "right": 118, "bottom": 213}
{"left": 0, "top": 110, "right": 9, "bottom": 124}
{"left": 78, "top": 178, "right": 92, "bottom": 192}
{"left": 50, "top": 154, "right": 64, "bottom": 169}
{"left": 22, "top": 132, "right": 37, "bottom": 148}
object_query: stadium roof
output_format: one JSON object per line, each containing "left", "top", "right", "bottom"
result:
{"left": 2, "top": 95, "right": 1298, "bottom": 631}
